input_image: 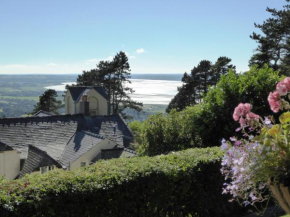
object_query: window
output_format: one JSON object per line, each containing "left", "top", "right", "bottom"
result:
{"left": 81, "top": 162, "right": 86, "bottom": 167}
{"left": 40, "top": 166, "right": 49, "bottom": 174}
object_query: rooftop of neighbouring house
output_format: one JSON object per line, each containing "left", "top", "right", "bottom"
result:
{"left": 66, "top": 86, "right": 109, "bottom": 101}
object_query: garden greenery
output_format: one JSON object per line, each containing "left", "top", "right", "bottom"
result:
{"left": 130, "top": 65, "right": 281, "bottom": 156}
{"left": 221, "top": 77, "right": 290, "bottom": 206}
{"left": 0, "top": 147, "right": 244, "bottom": 217}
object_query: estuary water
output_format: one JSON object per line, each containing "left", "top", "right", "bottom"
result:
{"left": 45, "top": 74, "right": 183, "bottom": 105}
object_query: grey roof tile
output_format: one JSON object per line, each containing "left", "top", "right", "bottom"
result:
{"left": 19, "top": 145, "right": 61, "bottom": 178}
{"left": 67, "top": 86, "right": 109, "bottom": 102}
{"left": 33, "top": 110, "right": 54, "bottom": 117}
{"left": 0, "top": 141, "right": 13, "bottom": 151}
{"left": 60, "top": 131, "right": 104, "bottom": 166}
{"left": 87, "top": 114, "right": 133, "bottom": 147}
{"left": 0, "top": 114, "right": 87, "bottom": 160}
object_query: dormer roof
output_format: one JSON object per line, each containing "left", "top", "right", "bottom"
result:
{"left": 0, "top": 141, "right": 13, "bottom": 151}
{"left": 66, "top": 86, "right": 109, "bottom": 102}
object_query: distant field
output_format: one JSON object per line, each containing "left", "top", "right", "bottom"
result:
{"left": 0, "top": 96, "right": 39, "bottom": 101}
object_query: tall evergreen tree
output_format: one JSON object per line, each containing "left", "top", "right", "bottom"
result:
{"left": 32, "top": 89, "right": 63, "bottom": 114}
{"left": 249, "top": 0, "right": 290, "bottom": 75}
{"left": 166, "top": 57, "right": 235, "bottom": 113}
{"left": 77, "top": 51, "right": 142, "bottom": 115}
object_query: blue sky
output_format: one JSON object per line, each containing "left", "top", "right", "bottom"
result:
{"left": 0, "top": 0, "right": 286, "bottom": 74}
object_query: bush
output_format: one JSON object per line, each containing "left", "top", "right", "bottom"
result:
{"left": 0, "top": 147, "right": 244, "bottom": 217}
{"left": 132, "top": 65, "right": 281, "bottom": 155}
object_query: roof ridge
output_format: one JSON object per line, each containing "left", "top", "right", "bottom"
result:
{"left": 81, "top": 130, "right": 105, "bottom": 139}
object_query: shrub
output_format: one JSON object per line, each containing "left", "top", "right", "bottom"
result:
{"left": 0, "top": 147, "right": 244, "bottom": 217}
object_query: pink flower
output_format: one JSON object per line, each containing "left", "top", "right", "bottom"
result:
{"left": 277, "top": 84, "right": 287, "bottom": 96}
{"left": 278, "top": 77, "right": 290, "bottom": 90}
{"left": 246, "top": 112, "right": 259, "bottom": 120}
{"left": 244, "top": 103, "right": 252, "bottom": 113}
{"left": 268, "top": 91, "right": 281, "bottom": 112}
{"left": 234, "top": 103, "right": 246, "bottom": 116}
{"left": 239, "top": 117, "right": 246, "bottom": 126}
{"left": 233, "top": 113, "right": 239, "bottom": 121}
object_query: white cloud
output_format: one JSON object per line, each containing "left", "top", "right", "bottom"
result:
{"left": 86, "top": 56, "right": 114, "bottom": 63}
{"left": 47, "top": 63, "right": 57, "bottom": 66}
{"left": 136, "top": 48, "right": 145, "bottom": 54}
{"left": 129, "top": 56, "right": 136, "bottom": 59}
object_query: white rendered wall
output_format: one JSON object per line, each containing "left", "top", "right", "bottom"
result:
{"left": 87, "top": 89, "right": 108, "bottom": 115}
{"left": 69, "top": 139, "right": 116, "bottom": 171}
{"left": 65, "top": 91, "right": 75, "bottom": 114}
{"left": 0, "top": 150, "right": 20, "bottom": 180}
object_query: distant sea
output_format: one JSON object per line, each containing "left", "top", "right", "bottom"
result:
{"left": 45, "top": 74, "right": 183, "bottom": 105}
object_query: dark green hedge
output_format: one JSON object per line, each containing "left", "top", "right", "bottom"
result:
{"left": 0, "top": 147, "right": 243, "bottom": 217}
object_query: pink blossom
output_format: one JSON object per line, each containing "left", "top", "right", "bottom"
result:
{"left": 277, "top": 77, "right": 290, "bottom": 90}
{"left": 239, "top": 117, "right": 246, "bottom": 126}
{"left": 244, "top": 103, "right": 252, "bottom": 113}
{"left": 268, "top": 91, "right": 280, "bottom": 113}
{"left": 233, "top": 113, "right": 239, "bottom": 121}
{"left": 277, "top": 84, "right": 287, "bottom": 96}
{"left": 246, "top": 112, "right": 259, "bottom": 120}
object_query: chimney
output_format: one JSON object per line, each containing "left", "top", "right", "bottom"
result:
{"left": 82, "top": 94, "right": 87, "bottom": 102}
{"left": 80, "top": 94, "right": 89, "bottom": 116}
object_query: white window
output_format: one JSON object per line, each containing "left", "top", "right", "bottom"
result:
{"left": 40, "top": 166, "right": 49, "bottom": 174}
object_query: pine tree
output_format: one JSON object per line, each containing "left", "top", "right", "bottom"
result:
{"left": 249, "top": 0, "right": 290, "bottom": 75}
{"left": 77, "top": 52, "right": 142, "bottom": 115}
{"left": 32, "top": 89, "right": 63, "bottom": 114}
{"left": 167, "top": 57, "right": 235, "bottom": 113}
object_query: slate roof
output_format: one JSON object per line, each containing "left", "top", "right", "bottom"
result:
{"left": 100, "top": 147, "right": 137, "bottom": 160}
{"left": 0, "top": 141, "right": 13, "bottom": 151}
{"left": 60, "top": 131, "right": 105, "bottom": 167}
{"left": 19, "top": 145, "right": 62, "bottom": 178}
{"left": 0, "top": 113, "right": 134, "bottom": 178}
{"left": 0, "top": 114, "right": 87, "bottom": 159}
{"left": 87, "top": 114, "right": 133, "bottom": 147}
{"left": 67, "top": 86, "right": 109, "bottom": 101}
{"left": 33, "top": 110, "right": 53, "bottom": 117}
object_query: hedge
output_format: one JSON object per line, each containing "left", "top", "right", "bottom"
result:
{"left": 0, "top": 147, "right": 244, "bottom": 217}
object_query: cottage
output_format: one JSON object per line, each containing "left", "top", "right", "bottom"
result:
{"left": 0, "top": 86, "right": 136, "bottom": 180}
{"left": 65, "top": 86, "right": 109, "bottom": 116}
{"left": 0, "top": 113, "right": 136, "bottom": 179}
{"left": 0, "top": 141, "right": 20, "bottom": 180}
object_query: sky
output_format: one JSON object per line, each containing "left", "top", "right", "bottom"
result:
{"left": 0, "top": 0, "right": 287, "bottom": 74}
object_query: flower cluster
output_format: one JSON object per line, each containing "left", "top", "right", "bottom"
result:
{"left": 268, "top": 77, "right": 290, "bottom": 112}
{"left": 221, "top": 77, "right": 290, "bottom": 206}
{"left": 233, "top": 103, "right": 259, "bottom": 128}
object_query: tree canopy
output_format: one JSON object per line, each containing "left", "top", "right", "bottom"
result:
{"left": 131, "top": 65, "right": 281, "bottom": 156}
{"left": 77, "top": 51, "right": 142, "bottom": 116}
{"left": 32, "top": 89, "right": 63, "bottom": 114}
{"left": 249, "top": 0, "right": 290, "bottom": 75}
{"left": 166, "top": 56, "right": 235, "bottom": 113}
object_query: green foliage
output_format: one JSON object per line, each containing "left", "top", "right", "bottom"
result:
{"left": 32, "top": 89, "right": 63, "bottom": 114}
{"left": 196, "top": 65, "right": 281, "bottom": 147}
{"left": 249, "top": 0, "right": 290, "bottom": 75}
{"left": 134, "top": 65, "right": 281, "bottom": 155}
{"left": 132, "top": 107, "right": 202, "bottom": 156}
{"left": 77, "top": 51, "right": 142, "bottom": 116}
{"left": 0, "top": 147, "right": 245, "bottom": 217}
{"left": 167, "top": 57, "right": 235, "bottom": 113}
